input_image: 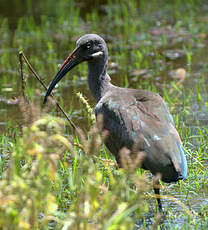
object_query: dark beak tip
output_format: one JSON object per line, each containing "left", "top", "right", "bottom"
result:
{"left": 43, "top": 96, "right": 48, "bottom": 104}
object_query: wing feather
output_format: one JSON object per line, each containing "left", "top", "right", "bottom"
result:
{"left": 95, "top": 88, "right": 187, "bottom": 181}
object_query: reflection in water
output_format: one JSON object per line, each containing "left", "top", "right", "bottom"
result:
{"left": 0, "top": 0, "right": 41, "bottom": 31}
{"left": 0, "top": 0, "right": 109, "bottom": 31}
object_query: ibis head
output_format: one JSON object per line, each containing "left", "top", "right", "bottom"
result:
{"left": 43, "top": 34, "right": 108, "bottom": 104}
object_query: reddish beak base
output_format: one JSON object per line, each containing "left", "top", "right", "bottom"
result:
{"left": 59, "top": 47, "right": 78, "bottom": 71}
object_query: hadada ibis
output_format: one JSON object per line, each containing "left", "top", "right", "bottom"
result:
{"left": 43, "top": 34, "right": 188, "bottom": 210}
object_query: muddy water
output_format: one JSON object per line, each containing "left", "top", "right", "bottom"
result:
{"left": 1, "top": 47, "right": 208, "bottom": 133}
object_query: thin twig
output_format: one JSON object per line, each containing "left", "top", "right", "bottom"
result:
{"left": 19, "top": 51, "right": 77, "bottom": 131}
{"left": 19, "top": 51, "right": 26, "bottom": 100}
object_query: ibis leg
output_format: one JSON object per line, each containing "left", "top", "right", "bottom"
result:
{"left": 154, "top": 184, "right": 162, "bottom": 211}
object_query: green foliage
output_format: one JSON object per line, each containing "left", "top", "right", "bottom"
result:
{"left": 0, "top": 102, "right": 151, "bottom": 229}
{"left": 76, "top": 92, "right": 96, "bottom": 124}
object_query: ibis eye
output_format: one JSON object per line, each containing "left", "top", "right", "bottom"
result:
{"left": 86, "top": 43, "right": 91, "bottom": 49}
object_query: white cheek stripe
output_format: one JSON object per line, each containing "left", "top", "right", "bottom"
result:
{"left": 91, "top": 51, "right": 103, "bottom": 58}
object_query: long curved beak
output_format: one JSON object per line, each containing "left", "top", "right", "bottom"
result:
{"left": 43, "top": 47, "right": 82, "bottom": 104}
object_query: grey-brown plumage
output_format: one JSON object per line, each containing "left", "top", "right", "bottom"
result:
{"left": 44, "top": 34, "right": 187, "bottom": 210}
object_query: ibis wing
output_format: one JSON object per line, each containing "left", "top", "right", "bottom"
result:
{"left": 95, "top": 89, "right": 187, "bottom": 181}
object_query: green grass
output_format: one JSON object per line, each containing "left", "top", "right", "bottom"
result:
{"left": 0, "top": 0, "right": 208, "bottom": 229}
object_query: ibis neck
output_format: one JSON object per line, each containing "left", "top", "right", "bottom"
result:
{"left": 88, "top": 59, "right": 112, "bottom": 102}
